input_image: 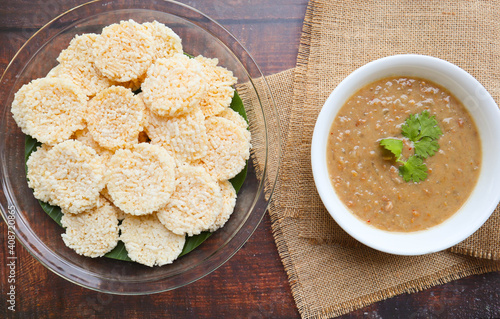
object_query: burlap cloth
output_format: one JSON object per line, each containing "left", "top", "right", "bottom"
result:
{"left": 239, "top": 0, "right": 500, "bottom": 318}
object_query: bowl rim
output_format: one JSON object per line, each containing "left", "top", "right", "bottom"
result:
{"left": 0, "top": 0, "right": 281, "bottom": 294}
{"left": 311, "top": 54, "right": 500, "bottom": 255}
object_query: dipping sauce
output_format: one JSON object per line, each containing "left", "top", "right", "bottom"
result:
{"left": 327, "top": 76, "right": 481, "bottom": 232}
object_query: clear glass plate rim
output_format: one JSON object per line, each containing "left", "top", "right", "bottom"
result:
{"left": 0, "top": 0, "right": 281, "bottom": 294}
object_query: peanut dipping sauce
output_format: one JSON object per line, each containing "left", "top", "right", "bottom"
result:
{"left": 327, "top": 76, "right": 481, "bottom": 232}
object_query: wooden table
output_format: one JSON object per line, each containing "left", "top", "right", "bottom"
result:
{"left": 0, "top": 1, "right": 499, "bottom": 318}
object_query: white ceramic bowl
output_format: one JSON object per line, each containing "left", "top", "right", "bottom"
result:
{"left": 311, "top": 54, "right": 500, "bottom": 255}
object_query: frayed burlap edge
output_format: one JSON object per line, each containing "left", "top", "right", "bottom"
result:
{"left": 311, "top": 261, "right": 500, "bottom": 319}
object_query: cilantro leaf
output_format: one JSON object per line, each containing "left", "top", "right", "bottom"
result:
{"left": 414, "top": 137, "right": 439, "bottom": 158}
{"left": 380, "top": 138, "right": 403, "bottom": 162}
{"left": 401, "top": 113, "right": 420, "bottom": 141}
{"left": 398, "top": 155, "right": 428, "bottom": 182}
{"left": 380, "top": 111, "right": 442, "bottom": 183}
{"left": 417, "top": 111, "right": 442, "bottom": 140}
{"left": 402, "top": 110, "right": 442, "bottom": 142}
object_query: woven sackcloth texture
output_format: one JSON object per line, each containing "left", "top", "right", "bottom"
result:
{"left": 292, "top": 0, "right": 500, "bottom": 257}
{"left": 259, "top": 68, "right": 499, "bottom": 319}
{"left": 237, "top": 0, "right": 500, "bottom": 317}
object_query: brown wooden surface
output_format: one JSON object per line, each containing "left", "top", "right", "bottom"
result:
{"left": 0, "top": 0, "right": 499, "bottom": 318}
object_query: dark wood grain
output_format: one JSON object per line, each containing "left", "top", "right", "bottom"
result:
{"left": 0, "top": 1, "right": 499, "bottom": 318}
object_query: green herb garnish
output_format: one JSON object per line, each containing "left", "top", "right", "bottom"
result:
{"left": 379, "top": 138, "right": 403, "bottom": 162}
{"left": 398, "top": 155, "right": 428, "bottom": 183}
{"left": 380, "top": 110, "right": 442, "bottom": 183}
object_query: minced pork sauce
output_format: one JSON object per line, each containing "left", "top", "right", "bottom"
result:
{"left": 327, "top": 76, "right": 481, "bottom": 232}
